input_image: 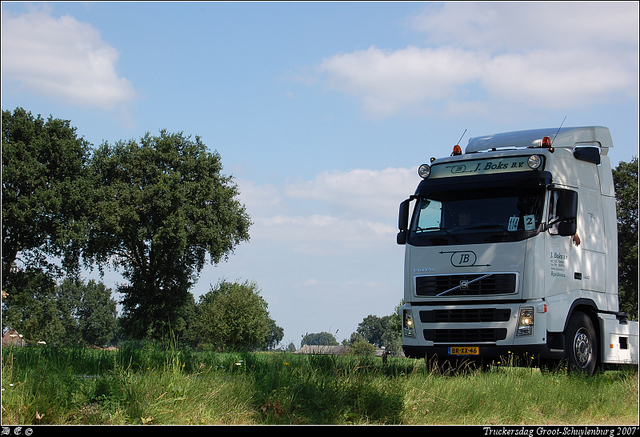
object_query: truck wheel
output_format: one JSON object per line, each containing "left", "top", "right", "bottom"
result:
{"left": 566, "top": 312, "right": 598, "bottom": 376}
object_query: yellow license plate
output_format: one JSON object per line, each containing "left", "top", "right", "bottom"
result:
{"left": 449, "top": 347, "right": 479, "bottom": 355}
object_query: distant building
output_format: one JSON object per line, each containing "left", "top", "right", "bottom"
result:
{"left": 294, "top": 344, "right": 395, "bottom": 358}
{"left": 2, "top": 328, "right": 26, "bottom": 347}
{"left": 295, "top": 345, "right": 349, "bottom": 355}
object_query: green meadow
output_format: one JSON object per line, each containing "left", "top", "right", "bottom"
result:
{"left": 1, "top": 345, "right": 637, "bottom": 425}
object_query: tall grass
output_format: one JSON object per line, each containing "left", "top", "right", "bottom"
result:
{"left": 402, "top": 365, "right": 638, "bottom": 425}
{"left": 1, "top": 345, "right": 256, "bottom": 424}
{"left": 2, "top": 345, "right": 637, "bottom": 425}
{"left": 245, "top": 352, "right": 409, "bottom": 424}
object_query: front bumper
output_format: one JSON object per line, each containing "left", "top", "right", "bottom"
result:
{"left": 403, "top": 343, "right": 563, "bottom": 361}
{"left": 402, "top": 300, "right": 562, "bottom": 362}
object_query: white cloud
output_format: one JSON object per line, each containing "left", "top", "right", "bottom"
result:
{"left": 1, "top": 6, "right": 138, "bottom": 111}
{"left": 307, "top": 2, "right": 638, "bottom": 118}
{"left": 235, "top": 167, "right": 417, "bottom": 255}
{"left": 318, "top": 46, "right": 484, "bottom": 117}
{"left": 253, "top": 214, "right": 394, "bottom": 257}
{"left": 284, "top": 167, "right": 417, "bottom": 219}
{"left": 409, "top": 2, "right": 638, "bottom": 52}
{"left": 481, "top": 48, "right": 636, "bottom": 108}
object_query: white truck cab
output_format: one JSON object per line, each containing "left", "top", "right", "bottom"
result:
{"left": 397, "top": 126, "right": 638, "bottom": 375}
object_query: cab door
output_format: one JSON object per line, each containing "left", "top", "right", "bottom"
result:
{"left": 545, "top": 188, "right": 581, "bottom": 300}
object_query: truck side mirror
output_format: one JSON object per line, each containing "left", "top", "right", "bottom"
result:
{"left": 573, "top": 146, "right": 601, "bottom": 165}
{"left": 550, "top": 189, "right": 578, "bottom": 236}
{"left": 556, "top": 189, "right": 578, "bottom": 222}
{"left": 397, "top": 230, "right": 407, "bottom": 245}
{"left": 397, "top": 199, "right": 411, "bottom": 245}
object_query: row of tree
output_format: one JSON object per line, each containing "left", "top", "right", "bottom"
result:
{"left": 2, "top": 275, "right": 118, "bottom": 347}
{"left": 3, "top": 272, "right": 282, "bottom": 350}
{"left": 2, "top": 107, "right": 260, "bottom": 345}
{"left": 299, "top": 301, "right": 405, "bottom": 356}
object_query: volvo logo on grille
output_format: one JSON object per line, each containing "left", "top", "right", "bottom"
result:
{"left": 460, "top": 280, "right": 469, "bottom": 290}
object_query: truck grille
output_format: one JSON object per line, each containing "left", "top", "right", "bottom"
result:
{"left": 420, "top": 308, "right": 511, "bottom": 323}
{"left": 415, "top": 273, "right": 517, "bottom": 296}
{"left": 424, "top": 328, "right": 507, "bottom": 343}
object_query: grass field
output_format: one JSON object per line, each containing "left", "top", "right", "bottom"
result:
{"left": 1, "top": 344, "right": 638, "bottom": 425}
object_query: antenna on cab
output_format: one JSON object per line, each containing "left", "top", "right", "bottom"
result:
{"left": 551, "top": 116, "right": 567, "bottom": 146}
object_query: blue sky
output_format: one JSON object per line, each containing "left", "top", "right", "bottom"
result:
{"left": 2, "top": 2, "right": 638, "bottom": 348}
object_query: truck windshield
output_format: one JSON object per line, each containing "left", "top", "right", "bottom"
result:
{"left": 410, "top": 186, "right": 545, "bottom": 245}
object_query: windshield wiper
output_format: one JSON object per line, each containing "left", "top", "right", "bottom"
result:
{"left": 416, "top": 226, "right": 459, "bottom": 242}
{"left": 416, "top": 226, "right": 440, "bottom": 232}
{"left": 465, "top": 224, "right": 519, "bottom": 240}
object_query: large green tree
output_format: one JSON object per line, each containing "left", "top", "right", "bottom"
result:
{"left": 189, "top": 280, "right": 275, "bottom": 351}
{"left": 612, "top": 157, "right": 638, "bottom": 319}
{"left": 86, "top": 131, "right": 251, "bottom": 339}
{"left": 2, "top": 107, "right": 91, "bottom": 279}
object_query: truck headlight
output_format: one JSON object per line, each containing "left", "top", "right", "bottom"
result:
{"left": 418, "top": 164, "right": 431, "bottom": 179}
{"left": 517, "top": 307, "right": 534, "bottom": 336}
{"left": 527, "top": 155, "right": 542, "bottom": 170}
{"left": 403, "top": 310, "right": 416, "bottom": 338}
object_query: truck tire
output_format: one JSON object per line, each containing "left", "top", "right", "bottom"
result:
{"left": 566, "top": 312, "right": 598, "bottom": 376}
